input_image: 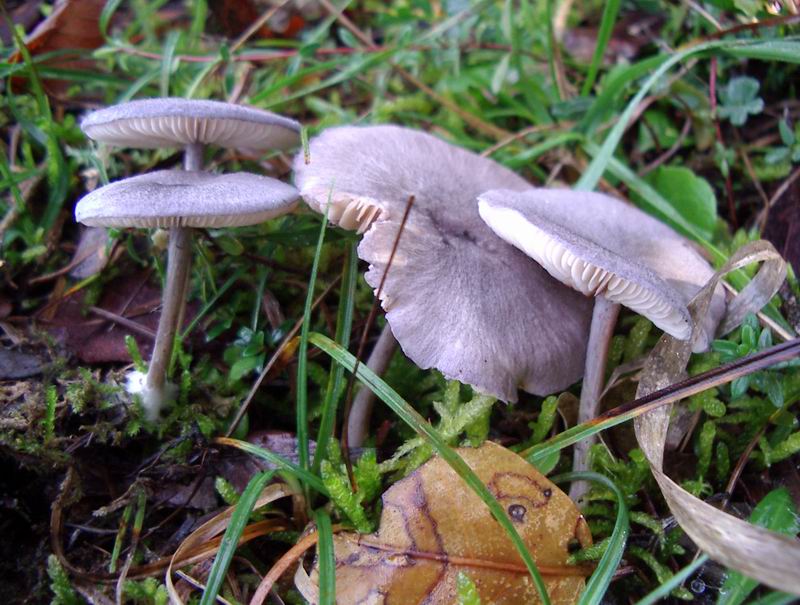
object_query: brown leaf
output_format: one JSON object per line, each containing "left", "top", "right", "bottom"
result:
{"left": 69, "top": 227, "right": 111, "bottom": 280}
{"left": 43, "top": 272, "right": 198, "bottom": 364}
{"left": 311, "top": 442, "right": 591, "bottom": 605}
{"left": 10, "top": 0, "right": 106, "bottom": 96}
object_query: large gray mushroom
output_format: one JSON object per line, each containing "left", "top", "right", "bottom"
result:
{"left": 294, "top": 126, "right": 593, "bottom": 415}
{"left": 478, "top": 188, "right": 726, "bottom": 498}
{"left": 78, "top": 98, "right": 301, "bottom": 418}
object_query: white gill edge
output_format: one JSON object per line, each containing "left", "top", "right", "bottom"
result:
{"left": 301, "top": 185, "right": 385, "bottom": 234}
{"left": 478, "top": 202, "right": 691, "bottom": 340}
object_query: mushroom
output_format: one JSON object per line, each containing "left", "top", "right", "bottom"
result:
{"left": 75, "top": 170, "right": 299, "bottom": 417}
{"left": 477, "top": 188, "right": 726, "bottom": 499}
{"left": 78, "top": 98, "right": 302, "bottom": 418}
{"left": 80, "top": 97, "right": 300, "bottom": 152}
{"left": 293, "top": 126, "right": 593, "bottom": 435}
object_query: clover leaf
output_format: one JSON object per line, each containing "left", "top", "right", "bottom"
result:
{"left": 717, "top": 76, "right": 764, "bottom": 126}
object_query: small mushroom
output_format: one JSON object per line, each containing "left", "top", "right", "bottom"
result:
{"left": 78, "top": 98, "right": 301, "bottom": 418}
{"left": 80, "top": 97, "right": 300, "bottom": 151}
{"left": 477, "top": 188, "right": 725, "bottom": 499}
{"left": 294, "top": 125, "right": 593, "bottom": 410}
{"left": 75, "top": 170, "right": 299, "bottom": 417}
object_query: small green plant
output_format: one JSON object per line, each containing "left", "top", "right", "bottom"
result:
{"left": 47, "top": 555, "right": 80, "bottom": 605}
{"left": 765, "top": 119, "right": 800, "bottom": 165}
{"left": 717, "top": 76, "right": 764, "bottom": 126}
{"left": 320, "top": 441, "right": 382, "bottom": 533}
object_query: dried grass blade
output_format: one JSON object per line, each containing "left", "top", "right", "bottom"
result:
{"left": 634, "top": 240, "right": 800, "bottom": 595}
{"left": 166, "top": 483, "right": 295, "bottom": 604}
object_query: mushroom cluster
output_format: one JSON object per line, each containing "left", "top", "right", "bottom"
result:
{"left": 294, "top": 125, "right": 594, "bottom": 404}
{"left": 75, "top": 98, "right": 301, "bottom": 419}
{"left": 295, "top": 125, "right": 727, "bottom": 457}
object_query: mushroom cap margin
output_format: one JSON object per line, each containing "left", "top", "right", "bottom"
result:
{"left": 478, "top": 188, "right": 726, "bottom": 351}
{"left": 75, "top": 170, "right": 299, "bottom": 228}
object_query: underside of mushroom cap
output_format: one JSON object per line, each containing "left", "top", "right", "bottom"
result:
{"left": 75, "top": 170, "right": 299, "bottom": 228}
{"left": 478, "top": 189, "right": 726, "bottom": 351}
{"left": 81, "top": 98, "right": 301, "bottom": 151}
{"left": 294, "top": 125, "right": 593, "bottom": 401}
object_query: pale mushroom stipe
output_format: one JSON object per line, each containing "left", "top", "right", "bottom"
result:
{"left": 294, "top": 125, "right": 593, "bottom": 405}
{"left": 478, "top": 188, "right": 726, "bottom": 498}
{"left": 77, "top": 98, "right": 301, "bottom": 419}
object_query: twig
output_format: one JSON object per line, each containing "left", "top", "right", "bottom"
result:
{"left": 755, "top": 164, "right": 800, "bottom": 230}
{"left": 480, "top": 123, "right": 564, "bottom": 157}
{"left": 230, "top": 0, "right": 291, "bottom": 53}
{"left": 249, "top": 530, "right": 321, "bottom": 605}
{"left": 710, "top": 56, "right": 738, "bottom": 228}
{"left": 736, "top": 133, "right": 770, "bottom": 213}
{"left": 88, "top": 306, "right": 157, "bottom": 339}
{"left": 114, "top": 41, "right": 519, "bottom": 65}
{"left": 640, "top": 117, "right": 692, "bottom": 176}
{"left": 705, "top": 13, "right": 800, "bottom": 39}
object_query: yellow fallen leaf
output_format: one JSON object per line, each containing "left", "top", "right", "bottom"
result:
{"left": 307, "top": 441, "right": 592, "bottom": 604}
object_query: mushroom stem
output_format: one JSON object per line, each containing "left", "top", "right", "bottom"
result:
{"left": 172, "top": 143, "right": 203, "bottom": 336}
{"left": 569, "top": 297, "right": 621, "bottom": 502}
{"left": 346, "top": 325, "right": 398, "bottom": 448}
{"left": 143, "top": 226, "right": 192, "bottom": 416}
{"left": 139, "top": 143, "right": 204, "bottom": 418}
{"left": 183, "top": 142, "right": 204, "bottom": 172}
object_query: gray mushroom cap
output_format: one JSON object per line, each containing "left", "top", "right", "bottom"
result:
{"left": 478, "top": 188, "right": 726, "bottom": 351}
{"left": 75, "top": 170, "right": 299, "bottom": 228}
{"left": 81, "top": 98, "right": 301, "bottom": 151}
{"left": 293, "top": 125, "right": 593, "bottom": 402}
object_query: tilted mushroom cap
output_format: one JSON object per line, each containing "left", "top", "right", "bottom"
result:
{"left": 75, "top": 170, "right": 299, "bottom": 228}
{"left": 478, "top": 189, "right": 726, "bottom": 351}
{"left": 81, "top": 98, "right": 300, "bottom": 151}
{"left": 294, "top": 125, "right": 593, "bottom": 401}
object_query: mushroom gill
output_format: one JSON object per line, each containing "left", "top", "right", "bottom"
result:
{"left": 301, "top": 185, "right": 385, "bottom": 234}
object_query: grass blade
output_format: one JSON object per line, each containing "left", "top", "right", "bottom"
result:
{"left": 580, "top": 0, "right": 622, "bottom": 96}
{"left": 524, "top": 339, "right": 800, "bottom": 465}
{"left": 309, "top": 332, "right": 553, "bottom": 605}
{"left": 200, "top": 471, "right": 274, "bottom": 605}
{"left": 315, "top": 509, "right": 336, "bottom": 605}
{"left": 313, "top": 242, "right": 358, "bottom": 473}
{"left": 215, "top": 437, "right": 328, "bottom": 495}
{"left": 576, "top": 36, "right": 800, "bottom": 192}
{"left": 632, "top": 554, "right": 709, "bottom": 605}
{"left": 298, "top": 213, "right": 329, "bottom": 472}
{"left": 552, "top": 472, "right": 629, "bottom": 605}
